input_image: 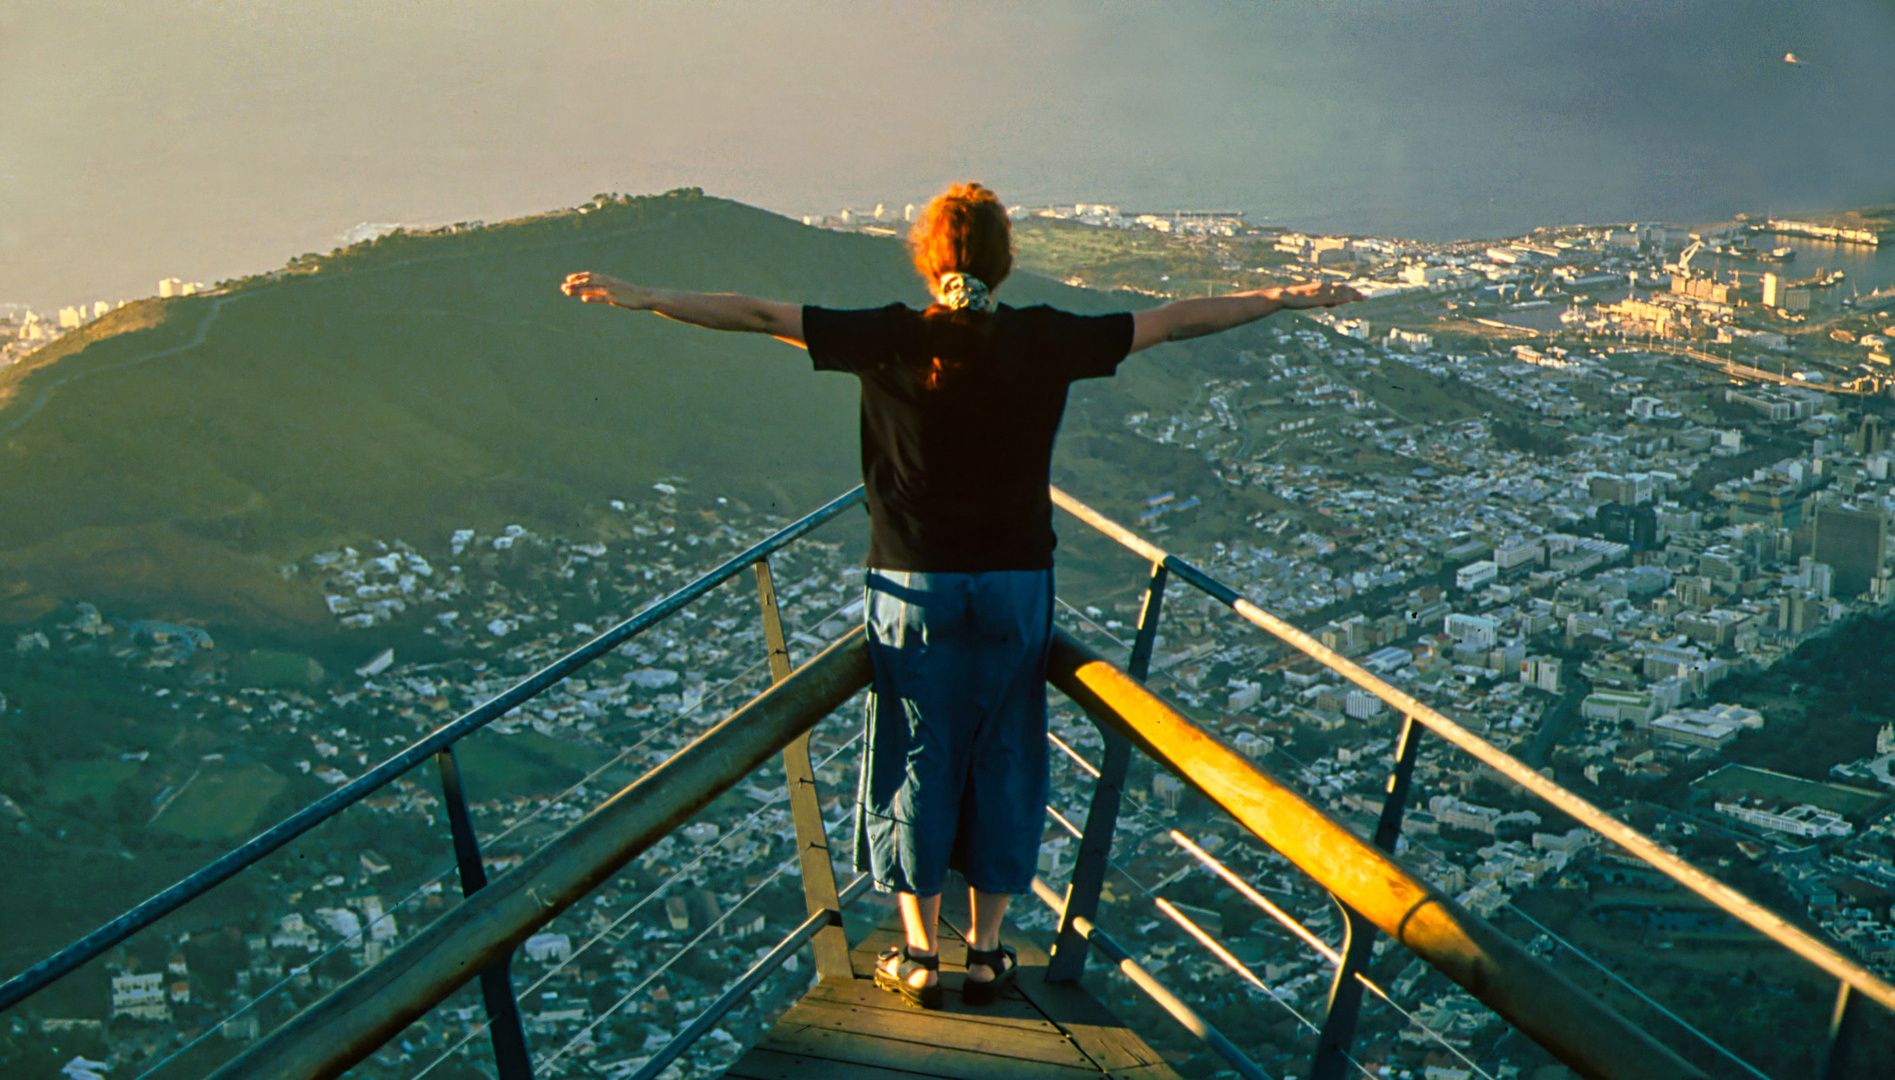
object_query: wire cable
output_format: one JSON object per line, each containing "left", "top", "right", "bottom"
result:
{"left": 1040, "top": 677, "right": 1495, "bottom": 1080}
{"left": 128, "top": 862, "right": 462, "bottom": 1080}
{"left": 410, "top": 734, "right": 861, "bottom": 1079}
{"left": 1168, "top": 831, "right": 1495, "bottom": 1080}
{"left": 1043, "top": 806, "right": 1381, "bottom": 1080}
{"left": 146, "top": 591, "right": 860, "bottom": 1080}
{"left": 478, "top": 586, "right": 865, "bottom": 855}
{"left": 145, "top": 632, "right": 824, "bottom": 1080}
{"left": 534, "top": 810, "right": 850, "bottom": 1075}
{"left": 1503, "top": 902, "right": 1773, "bottom": 1080}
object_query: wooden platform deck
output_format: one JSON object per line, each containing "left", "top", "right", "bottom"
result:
{"left": 723, "top": 900, "right": 1181, "bottom": 1080}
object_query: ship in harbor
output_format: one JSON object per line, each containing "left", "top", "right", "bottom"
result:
{"left": 1764, "top": 207, "right": 1893, "bottom": 247}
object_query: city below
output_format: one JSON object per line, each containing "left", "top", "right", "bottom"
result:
{"left": 5, "top": 193, "right": 1895, "bottom": 1080}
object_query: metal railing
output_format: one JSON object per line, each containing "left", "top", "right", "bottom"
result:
{"left": 1041, "top": 485, "right": 1895, "bottom": 1080}
{"left": 206, "top": 629, "right": 874, "bottom": 1080}
{"left": 1044, "top": 627, "right": 1702, "bottom": 1080}
{"left": 199, "top": 522, "right": 1773, "bottom": 1080}
{"left": 0, "top": 485, "right": 869, "bottom": 1078}
{"left": 8, "top": 482, "right": 1890, "bottom": 1080}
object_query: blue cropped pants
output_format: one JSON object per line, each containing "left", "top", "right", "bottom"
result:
{"left": 852, "top": 569, "right": 1054, "bottom": 897}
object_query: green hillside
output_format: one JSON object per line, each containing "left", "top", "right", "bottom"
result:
{"left": 0, "top": 190, "right": 1152, "bottom": 632}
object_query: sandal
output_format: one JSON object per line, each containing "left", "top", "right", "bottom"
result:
{"left": 960, "top": 943, "right": 1017, "bottom": 1006}
{"left": 873, "top": 944, "right": 942, "bottom": 1010}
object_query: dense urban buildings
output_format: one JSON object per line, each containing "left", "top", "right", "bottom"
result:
{"left": 5, "top": 197, "right": 1895, "bottom": 1079}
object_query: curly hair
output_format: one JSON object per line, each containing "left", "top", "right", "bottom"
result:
{"left": 906, "top": 183, "right": 1012, "bottom": 389}
{"left": 909, "top": 182, "right": 1013, "bottom": 294}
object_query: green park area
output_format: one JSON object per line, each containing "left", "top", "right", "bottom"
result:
{"left": 151, "top": 762, "right": 288, "bottom": 842}
{"left": 451, "top": 729, "right": 613, "bottom": 802}
{"left": 229, "top": 648, "right": 328, "bottom": 689}
{"left": 1691, "top": 764, "right": 1887, "bottom": 816}
{"left": 1012, "top": 217, "right": 1282, "bottom": 299}
{"left": 42, "top": 758, "right": 141, "bottom": 807}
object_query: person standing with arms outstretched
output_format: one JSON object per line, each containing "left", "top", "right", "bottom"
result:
{"left": 563, "top": 183, "right": 1361, "bottom": 1008}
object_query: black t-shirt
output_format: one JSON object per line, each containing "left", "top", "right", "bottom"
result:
{"left": 804, "top": 303, "right": 1134, "bottom": 572}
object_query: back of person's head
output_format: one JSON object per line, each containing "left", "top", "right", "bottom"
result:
{"left": 907, "top": 182, "right": 1012, "bottom": 389}
{"left": 910, "top": 182, "right": 1013, "bottom": 295}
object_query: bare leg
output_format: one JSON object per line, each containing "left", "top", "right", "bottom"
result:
{"left": 884, "top": 892, "right": 940, "bottom": 988}
{"left": 966, "top": 888, "right": 1011, "bottom": 981}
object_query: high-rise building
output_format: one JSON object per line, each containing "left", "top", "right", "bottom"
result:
{"left": 1853, "top": 415, "right": 1890, "bottom": 455}
{"left": 1588, "top": 472, "right": 1654, "bottom": 506}
{"left": 1762, "top": 272, "right": 1782, "bottom": 308}
{"left": 1811, "top": 506, "right": 1888, "bottom": 599}
{"left": 1444, "top": 613, "right": 1498, "bottom": 650}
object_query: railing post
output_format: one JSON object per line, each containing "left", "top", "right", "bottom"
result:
{"left": 1819, "top": 980, "right": 1874, "bottom": 1080}
{"left": 435, "top": 745, "right": 534, "bottom": 1080}
{"left": 755, "top": 558, "right": 852, "bottom": 981}
{"left": 1309, "top": 713, "right": 1424, "bottom": 1080}
{"left": 1048, "top": 562, "right": 1167, "bottom": 982}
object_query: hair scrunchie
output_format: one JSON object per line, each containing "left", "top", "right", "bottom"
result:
{"left": 933, "top": 271, "right": 995, "bottom": 312}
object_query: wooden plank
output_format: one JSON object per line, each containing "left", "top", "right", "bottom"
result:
{"left": 1009, "top": 983, "right": 1173, "bottom": 1078}
{"left": 1093, "top": 1064, "right": 1184, "bottom": 1080}
{"left": 803, "top": 976, "right": 1058, "bottom": 1031}
{"left": 1000, "top": 946, "right": 1170, "bottom": 1079}
{"left": 943, "top": 913, "right": 1178, "bottom": 1080}
{"left": 798, "top": 891, "right": 1176, "bottom": 1080}
{"left": 758, "top": 1024, "right": 1103, "bottom": 1080}
{"left": 725, "top": 1046, "right": 951, "bottom": 1080}
{"left": 771, "top": 999, "right": 1098, "bottom": 1070}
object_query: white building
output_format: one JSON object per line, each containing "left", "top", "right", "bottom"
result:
{"left": 271, "top": 912, "right": 320, "bottom": 951}
{"left": 1333, "top": 317, "right": 1373, "bottom": 341}
{"left": 1455, "top": 560, "right": 1498, "bottom": 591}
{"left": 361, "top": 894, "right": 397, "bottom": 942}
{"left": 1582, "top": 690, "right": 1659, "bottom": 725}
{"left": 1444, "top": 613, "right": 1498, "bottom": 650}
{"left": 1694, "top": 703, "right": 1764, "bottom": 729}
{"left": 110, "top": 971, "right": 171, "bottom": 1021}
{"left": 1152, "top": 773, "right": 1184, "bottom": 812}
{"left": 1650, "top": 712, "right": 1740, "bottom": 750}
{"left": 1520, "top": 656, "right": 1562, "bottom": 694}
{"left": 523, "top": 932, "right": 573, "bottom": 964}
{"left": 1343, "top": 688, "right": 1384, "bottom": 719}
{"left": 1399, "top": 265, "right": 1453, "bottom": 286}
{"left": 1715, "top": 801, "right": 1852, "bottom": 839}
{"left": 1427, "top": 795, "right": 1541, "bottom": 835}
{"left": 1494, "top": 539, "right": 1542, "bottom": 571}
{"left": 318, "top": 907, "right": 364, "bottom": 945}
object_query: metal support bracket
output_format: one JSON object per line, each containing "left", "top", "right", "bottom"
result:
{"left": 1048, "top": 562, "right": 1167, "bottom": 982}
{"left": 1310, "top": 713, "right": 1424, "bottom": 1080}
{"left": 755, "top": 558, "right": 852, "bottom": 981}
{"left": 1820, "top": 980, "right": 1881, "bottom": 1080}
{"left": 436, "top": 745, "right": 534, "bottom": 1080}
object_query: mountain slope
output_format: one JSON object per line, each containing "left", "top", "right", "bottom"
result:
{"left": 0, "top": 190, "right": 1150, "bottom": 630}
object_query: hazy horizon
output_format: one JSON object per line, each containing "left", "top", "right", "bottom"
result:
{"left": 5, "top": 0, "right": 1894, "bottom": 309}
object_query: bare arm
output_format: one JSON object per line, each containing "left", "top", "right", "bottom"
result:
{"left": 561, "top": 271, "right": 806, "bottom": 348}
{"left": 1129, "top": 281, "right": 1364, "bottom": 354}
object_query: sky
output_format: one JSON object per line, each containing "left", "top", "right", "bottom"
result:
{"left": 4, "top": 0, "right": 1894, "bottom": 309}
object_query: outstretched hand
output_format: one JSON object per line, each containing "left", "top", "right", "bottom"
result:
{"left": 557, "top": 273, "right": 806, "bottom": 344}
{"left": 562, "top": 271, "right": 649, "bottom": 309}
{"left": 1269, "top": 281, "right": 1367, "bottom": 309}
